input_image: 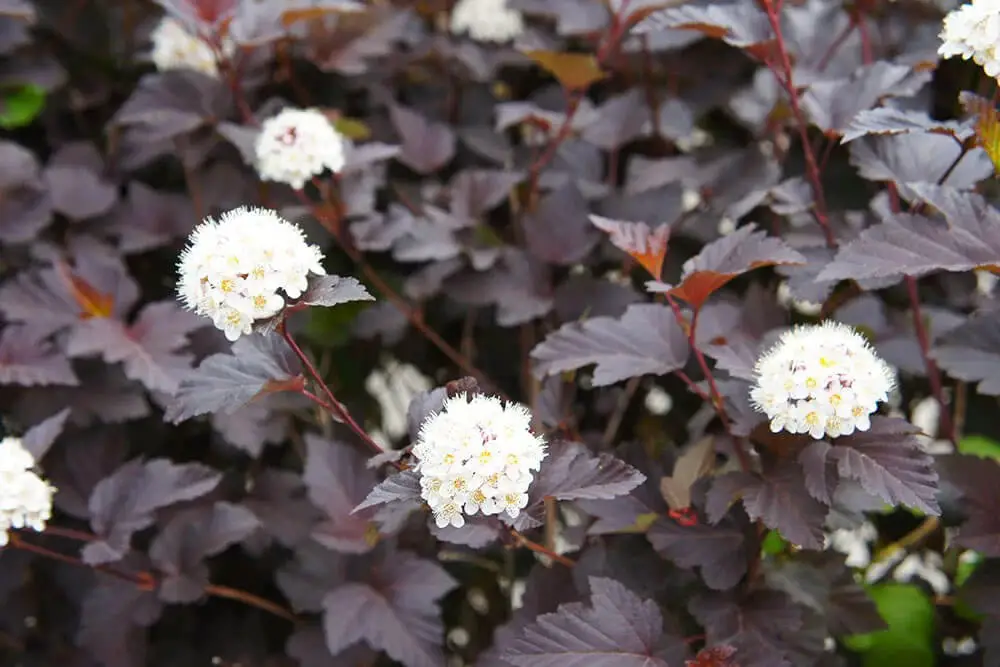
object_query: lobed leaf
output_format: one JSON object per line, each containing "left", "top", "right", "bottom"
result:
{"left": 531, "top": 303, "right": 688, "bottom": 386}
{"left": 388, "top": 104, "right": 455, "bottom": 175}
{"left": 589, "top": 214, "right": 670, "bottom": 280}
{"left": 840, "top": 107, "right": 971, "bottom": 144}
{"left": 165, "top": 334, "right": 304, "bottom": 422}
{"left": 300, "top": 274, "right": 375, "bottom": 308}
{"left": 502, "top": 576, "right": 672, "bottom": 666}
{"left": 0, "top": 325, "right": 78, "bottom": 387}
{"left": 632, "top": 1, "right": 773, "bottom": 50}
{"left": 939, "top": 455, "right": 1000, "bottom": 555}
{"left": 647, "top": 514, "right": 749, "bottom": 591}
{"left": 932, "top": 308, "right": 1000, "bottom": 396}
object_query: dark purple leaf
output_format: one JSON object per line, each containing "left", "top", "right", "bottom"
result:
{"left": 0, "top": 325, "right": 77, "bottom": 386}
{"left": 45, "top": 425, "right": 128, "bottom": 519}
{"left": 553, "top": 275, "right": 643, "bottom": 322}
{"left": 407, "top": 386, "right": 447, "bottom": 443}
{"left": 809, "top": 417, "right": 939, "bottom": 515}
{"left": 449, "top": 168, "right": 523, "bottom": 221}
{"left": 932, "top": 308, "right": 1000, "bottom": 395}
{"left": 647, "top": 514, "right": 749, "bottom": 591}
{"left": 502, "top": 576, "right": 672, "bottom": 667}
{"left": 445, "top": 248, "right": 554, "bottom": 327}
{"left": 633, "top": 1, "right": 773, "bottom": 50}
{"left": 526, "top": 439, "right": 646, "bottom": 509}
{"left": 590, "top": 214, "right": 671, "bottom": 280}
{"left": 113, "top": 182, "right": 195, "bottom": 254}
{"left": 840, "top": 107, "right": 972, "bottom": 144}
{"left": 149, "top": 501, "right": 260, "bottom": 603}
{"left": 848, "top": 133, "right": 992, "bottom": 189}
{"left": 800, "top": 62, "right": 931, "bottom": 134}
{"left": 77, "top": 565, "right": 162, "bottom": 667}
{"left": 354, "top": 469, "right": 422, "bottom": 513}
{"left": 20, "top": 407, "right": 70, "bottom": 461}
{"left": 66, "top": 300, "right": 203, "bottom": 394}
{"left": 244, "top": 469, "right": 322, "bottom": 548}
{"left": 763, "top": 553, "right": 886, "bottom": 636}
{"left": 211, "top": 398, "right": 293, "bottom": 457}
{"left": 165, "top": 333, "right": 304, "bottom": 422}
{"left": 300, "top": 274, "right": 374, "bottom": 308}
{"left": 664, "top": 224, "right": 805, "bottom": 309}
{"left": 689, "top": 590, "right": 805, "bottom": 667}
{"left": 288, "top": 624, "right": 378, "bottom": 667}
{"left": 304, "top": 433, "right": 379, "bottom": 554}
{"left": 580, "top": 88, "right": 650, "bottom": 150}
{"left": 429, "top": 517, "right": 502, "bottom": 547}
{"left": 531, "top": 303, "right": 688, "bottom": 386}
{"left": 938, "top": 455, "right": 1000, "bottom": 555}
{"left": 322, "top": 551, "right": 457, "bottom": 667}
{"left": 82, "top": 458, "right": 222, "bottom": 565}
{"left": 43, "top": 163, "right": 117, "bottom": 221}
{"left": 344, "top": 141, "right": 402, "bottom": 173}
{"left": 524, "top": 182, "right": 598, "bottom": 265}
{"left": 389, "top": 104, "right": 455, "bottom": 175}
{"left": 707, "top": 459, "right": 827, "bottom": 549}
{"left": 14, "top": 363, "right": 150, "bottom": 427}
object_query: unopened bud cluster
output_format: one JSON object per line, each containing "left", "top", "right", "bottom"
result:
{"left": 176, "top": 206, "right": 325, "bottom": 341}
{"left": 413, "top": 394, "right": 547, "bottom": 528}
{"left": 750, "top": 322, "right": 895, "bottom": 439}
{"left": 0, "top": 437, "right": 55, "bottom": 546}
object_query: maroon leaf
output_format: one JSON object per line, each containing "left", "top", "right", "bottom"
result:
{"left": 763, "top": 553, "right": 886, "bottom": 636}
{"left": 707, "top": 459, "right": 827, "bottom": 550}
{"left": 300, "top": 274, "right": 374, "bottom": 308}
{"left": 590, "top": 214, "right": 671, "bottom": 280}
{"left": 388, "top": 104, "right": 455, "bottom": 175}
{"left": 112, "top": 182, "right": 195, "bottom": 254}
{"left": 43, "top": 159, "right": 117, "bottom": 222}
{"left": 807, "top": 417, "right": 939, "bottom": 515}
{"left": 66, "top": 300, "right": 203, "bottom": 394}
{"left": 841, "top": 107, "right": 972, "bottom": 144}
{"left": 848, "top": 133, "right": 992, "bottom": 189}
{"left": 523, "top": 181, "right": 598, "bottom": 265}
{"left": 932, "top": 308, "right": 1000, "bottom": 395}
{"left": 322, "top": 551, "right": 457, "bottom": 667}
{"left": 353, "top": 469, "right": 422, "bottom": 514}
{"left": 20, "top": 407, "right": 70, "bottom": 461}
{"left": 77, "top": 564, "right": 162, "bottom": 667}
{"left": 665, "top": 224, "right": 805, "bottom": 309}
{"left": 531, "top": 303, "right": 689, "bottom": 386}
{"left": 288, "top": 624, "right": 378, "bottom": 667}
{"left": 580, "top": 88, "right": 650, "bottom": 150}
{"left": 165, "top": 334, "right": 304, "bottom": 422}
{"left": 502, "top": 576, "right": 672, "bottom": 666}
{"left": 149, "top": 501, "right": 260, "bottom": 603}
{"left": 689, "top": 590, "right": 806, "bottom": 667}
{"left": 633, "top": 2, "right": 773, "bottom": 50}
{"left": 449, "top": 168, "right": 523, "bottom": 222}
{"left": 0, "top": 325, "right": 77, "bottom": 386}
{"left": 529, "top": 440, "right": 646, "bottom": 503}
{"left": 82, "top": 458, "right": 222, "bottom": 565}
{"left": 303, "top": 433, "right": 379, "bottom": 554}
{"left": 939, "top": 455, "right": 1000, "bottom": 555}
{"left": 445, "top": 248, "right": 554, "bottom": 327}
{"left": 244, "top": 469, "right": 322, "bottom": 548}
{"left": 818, "top": 190, "right": 1000, "bottom": 283}
{"left": 800, "top": 62, "right": 932, "bottom": 135}
{"left": 647, "top": 514, "right": 750, "bottom": 591}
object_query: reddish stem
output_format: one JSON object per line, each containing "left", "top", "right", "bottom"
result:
{"left": 279, "top": 322, "right": 392, "bottom": 460}
{"left": 761, "top": 0, "right": 836, "bottom": 247}
{"left": 510, "top": 529, "right": 575, "bottom": 567}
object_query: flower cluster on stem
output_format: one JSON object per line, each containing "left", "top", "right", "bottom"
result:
{"left": 413, "top": 394, "right": 546, "bottom": 528}
{"left": 255, "top": 108, "right": 347, "bottom": 190}
{"left": 149, "top": 16, "right": 233, "bottom": 77}
{"left": 449, "top": 0, "right": 525, "bottom": 43}
{"left": 176, "top": 206, "right": 325, "bottom": 340}
{"left": 750, "top": 321, "right": 895, "bottom": 439}
{"left": 0, "top": 437, "right": 55, "bottom": 547}
{"left": 938, "top": 0, "right": 1000, "bottom": 80}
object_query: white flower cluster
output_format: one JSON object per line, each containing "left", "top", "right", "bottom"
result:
{"left": 255, "top": 108, "right": 347, "bottom": 190}
{"left": 177, "top": 206, "right": 325, "bottom": 341}
{"left": 450, "top": 0, "right": 525, "bottom": 43}
{"left": 149, "top": 16, "right": 233, "bottom": 78}
{"left": 750, "top": 321, "right": 895, "bottom": 440}
{"left": 413, "top": 394, "right": 547, "bottom": 529}
{"left": 0, "top": 437, "right": 55, "bottom": 547}
{"left": 938, "top": 0, "right": 1000, "bottom": 80}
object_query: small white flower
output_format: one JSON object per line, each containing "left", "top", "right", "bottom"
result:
{"left": 750, "top": 321, "right": 895, "bottom": 440}
{"left": 0, "top": 437, "right": 55, "bottom": 546}
{"left": 255, "top": 108, "right": 346, "bottom": 190}
{"left": 413, "top": 394, "right": 546, "bottom": 528}
{"left": 150, "top": 16, "right": 233, "bottom": 77}
{"left": 825, "top": 521, "right": 877, "bottom": 568}
{"left": 176, "top": 206, "right": 325, "bottom": 341}
{"left": 938, "top": 0, "right": 1000, "bottom": 80}
{"left": 450, "top": 0, "right": 524, "bottom": 43}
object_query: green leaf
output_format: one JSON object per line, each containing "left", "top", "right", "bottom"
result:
{"left": 843, "top": 583, "right": 935, "bottom": 667}
{"left": 957, "top": 435, "right": 1000, "bottom": 461}
{"left": 0, "top": 83, "right": 45, "bottom": 129}
{"left": 303, "top": 299, "right": 370, "bottom": 348}
{"left": 761, "top": 529, "right": 788, "bottom": 556}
